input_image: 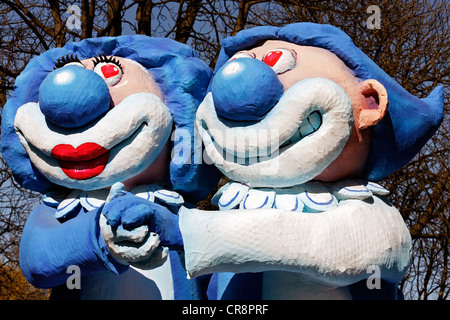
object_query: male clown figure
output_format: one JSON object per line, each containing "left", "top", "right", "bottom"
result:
{"left": 1, "top": 35, "right": 219, "bottom": 299}
{"left": 114, "top": 23, "right": 442, "bottom": 299}
{"left": 185, "top": 23, "right": 444, "bottom": 300}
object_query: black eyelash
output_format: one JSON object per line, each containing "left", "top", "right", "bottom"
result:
{"left": 92, "top": 53, "right": 122, "bottom": 69}
{"left": 54, "top": 53, "right": 82, "bottom": 69}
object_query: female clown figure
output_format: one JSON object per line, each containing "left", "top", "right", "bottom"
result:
{"left": 178, "top": 23, "right": 444, "bottom": 299}
{"left": 1, "top": 35, "right": 219, "bottom": 299}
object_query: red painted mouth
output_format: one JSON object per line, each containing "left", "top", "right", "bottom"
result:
{"left": 51, "top": 143, "right": 110, "bottom": 180}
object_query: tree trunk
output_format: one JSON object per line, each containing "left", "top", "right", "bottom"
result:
{"left": 174, "top": 0, "right": 202, "bottom": 43}
{"left": 136, "top": 0, "right": 153, "bottom": 36}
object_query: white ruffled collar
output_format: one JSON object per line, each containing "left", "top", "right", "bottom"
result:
{"left": 43, "top": 180, "right": 390, "bottom": 217}
{"left": 43, "top": 184, "right": 184, "bottom": 219}
{"left": 211, "top": 179, "right": 389, "bottom": 213}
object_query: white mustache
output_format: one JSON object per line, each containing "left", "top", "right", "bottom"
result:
{"left": 14, "top": 92, "right": 171, "bottom": 156}
{"left": 196, "top": 77, "right": 354, "bottom": 187}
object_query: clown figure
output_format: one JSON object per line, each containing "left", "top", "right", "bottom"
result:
{"left": 1, "top": 35, "right": 219, "bottom": 299}
{"left": 178, "top": 23, "right": 444, "bottom": 299}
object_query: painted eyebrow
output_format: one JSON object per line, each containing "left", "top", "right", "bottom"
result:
{"left": 290, "top": 48, "right": 298, "bottom": 60}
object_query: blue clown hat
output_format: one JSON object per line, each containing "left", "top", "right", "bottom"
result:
{"left": 1, "top": 35, "right": 219, "bottom": 200}
{"left": 214, "top": 23, "right": 444, "bottom": 181}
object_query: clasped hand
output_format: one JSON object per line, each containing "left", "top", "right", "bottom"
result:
{"left": 99, "top": 183, "right": 183, "bottom": 269}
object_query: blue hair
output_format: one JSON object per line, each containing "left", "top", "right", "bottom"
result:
{"left": 214, "top": 23, "right": 444, "bottom": 181}
{"left": 1, "top": 35, "right": 219, "bottom": 199}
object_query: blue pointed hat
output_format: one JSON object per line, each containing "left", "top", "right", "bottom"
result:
{"left": 214, "top": 23, "right": 444, "bottom": 181}
{"left": 1, "top": 35, "right": 218, "bottom": 199}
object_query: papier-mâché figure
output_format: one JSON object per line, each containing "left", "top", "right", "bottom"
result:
{"left": 180, "top": 23, "right": 444, "bottom": 299}
{"left": 1, "top": 35, "right": 219, "bottom": 299}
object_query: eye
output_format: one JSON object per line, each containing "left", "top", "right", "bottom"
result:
{"left": 262, "top": 49, "right": 296, "bottom": 74}
{"left": 54, "top": 53, "right": 84, "bottom": 69}
{"left": 229, "top": 52, "right": 254, "bottom": 61}
{"left": 93, "top": 55, "right": 123, "bottom": 86}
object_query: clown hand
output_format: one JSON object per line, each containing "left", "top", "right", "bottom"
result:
{"left": 99, "top": 183, "right": 183, "bottom": 269}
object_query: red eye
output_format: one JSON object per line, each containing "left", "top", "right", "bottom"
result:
{"left": 263, "top": 50, "right": 283, "bottom": 67}
{"left": 262, "top": 49, "right": 296, "bottom": 74}
{"left": 101, "top": 64, "right": 120, "bottom": 78}
{"left": 94, "top": 60, "right": 123, "bottom": 86}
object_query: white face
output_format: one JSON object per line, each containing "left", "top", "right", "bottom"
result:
{"left": 196, "top": 78, "right": 353, "bottom": 188}
{"left": 13, "top": 57, "right": 173, "bottom": 191}
{"left": 196, "top": 41, "right": 363, "bottom": 188}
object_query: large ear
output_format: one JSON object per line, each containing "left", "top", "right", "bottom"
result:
{"left": 356, "top": 79, "right": 388, "bottom": 130}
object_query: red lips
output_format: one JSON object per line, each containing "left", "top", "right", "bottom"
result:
{"left": 51, "top": 143, "right": 110, "bottom": 180}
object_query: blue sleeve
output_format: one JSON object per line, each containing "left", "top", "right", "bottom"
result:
{"left": 19, "top": 204, "right": 128, "bottom": 289}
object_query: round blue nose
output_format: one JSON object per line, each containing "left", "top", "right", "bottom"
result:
{"left": 210, "top": 58, "right": 284, "bottom": 121}
{"left": 38, "top": 65, "right": 110, "bottom": 128}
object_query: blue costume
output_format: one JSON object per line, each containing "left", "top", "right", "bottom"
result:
{"left": 179, "top": 23, "right": 444, "bottom": 300}
{"left": 1, "top": 35, "right": 219, "bottom": 299}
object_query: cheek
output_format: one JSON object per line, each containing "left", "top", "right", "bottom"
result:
{"left": 314, "top": 125, "right": 371, "bottom": 181}
{"left": 122, "top": 142, "right": 171, "bottom": 190}
{"left": 277, "top": 68, "right": 305, "bottom": 90}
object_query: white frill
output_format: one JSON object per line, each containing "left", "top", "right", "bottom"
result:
{"left": 43, "top": 184, "right": 184, "bottom": 219}
{"left": 211, "top": 179, "right": 389, "bottom": 213}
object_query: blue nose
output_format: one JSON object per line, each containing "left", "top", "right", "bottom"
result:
{"left": 39, "top": 65, "right": 110, "bottom": 128}
{"left": 210, "top": 58, "right": 284, "bottom": 121}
